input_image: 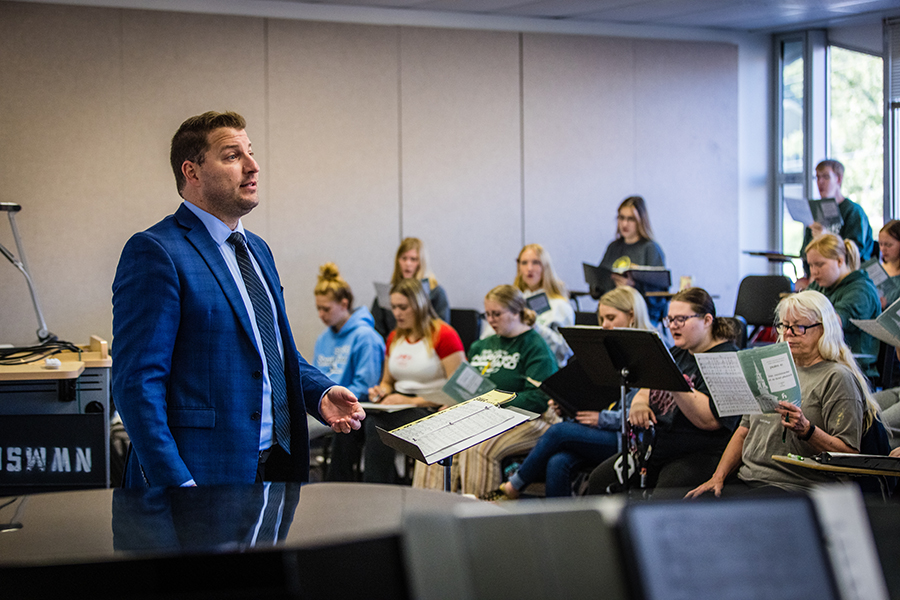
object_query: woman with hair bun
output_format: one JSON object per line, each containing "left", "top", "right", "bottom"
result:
{"left": 687, "top": 290, "right": 869, "bottom": 496}
{"left": 586, "top": 287, "right": 741, "bottom": 496}
{"left": 805, "top": 233, "right": 880, "bottom": 376}
{"left": 312, "top": 263, "right": 386, "bottom": 481}
{"left": 415, "top": 285, "right": 558, "bottom": 494}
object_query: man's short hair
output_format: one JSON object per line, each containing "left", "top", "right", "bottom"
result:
{"left": 815, "top": 159, "right": 844, "bottom": 180}
{"left": 170, "top": 111, "right": 246, "bottom": 197}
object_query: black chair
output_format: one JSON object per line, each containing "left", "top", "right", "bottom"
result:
{"left": 574, "top": 311, "right": 598, "bottom": 326}
{"left": 733, "top": 275, "right": 794, "bottom": 343}
{"left": 876, "top": 342, "right": 899, "bottom": 391}
{"left": 449, "top": 308, "right": 482, "bottom": 354}
{"left": 727, "top": 315, "right": 748, "bottom": 350}
{"left": 857, "top": 415, "right": 897, "bottom": 498}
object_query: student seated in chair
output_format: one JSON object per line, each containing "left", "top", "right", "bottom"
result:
{"left": 584, "top": 288, "right": 741, "bottom": 498}
{"left": 482, "top": 244, "right": 575, "bottom": 367}
{"left": 312, "top": 263, "right": 385, "bottom": 482}
{"left": 484, "top": 286, "right": 652, "bottom": 500}
{"left": 364, "top": 278, "right": 464, "bottom": 484}
{"left": 371, "top": 237, "right": 450, "bottom": 339}
{"left": 686, "top": 291, "right": 870, "bottom": 497}
{"left": 415, "top": 285, "right": 558, "bottom": 495}
{"left": 805, "top": 233, "right": 880, "bottom": 378}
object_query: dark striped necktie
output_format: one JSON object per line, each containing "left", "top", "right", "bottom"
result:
{"left": 227, "top": 232, "right": 291, "bottom": 453}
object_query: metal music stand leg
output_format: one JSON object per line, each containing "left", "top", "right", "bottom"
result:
{"left": 439, "top": 455, "right": 452, "bottom": 493}
{"left": 619, "top": 368, "right": 629, "bottom": 495}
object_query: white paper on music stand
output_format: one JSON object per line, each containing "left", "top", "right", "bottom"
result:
{"left": 810, "top": 484, "right": 889, "bottom": 600}
{"left": 390, "top": 399, "right": 529, "bottom": 464}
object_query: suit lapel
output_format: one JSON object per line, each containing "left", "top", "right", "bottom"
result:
{"left": 175, "top": 205, "right": 259, "bottom": 349}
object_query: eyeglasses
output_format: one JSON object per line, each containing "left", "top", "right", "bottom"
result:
{"left": 662, "top": 314, "right": 701, "bottom": 328}
{"left": 483, "top": 311, "right": 509, "bottom": 320}
{"left": 775, "top": 322, "right": 823, "bottom": 336}
{"left": 616, "top": 215, "right": 637, "bottom": 223}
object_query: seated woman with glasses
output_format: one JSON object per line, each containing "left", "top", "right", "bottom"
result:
{"left": 584, "top": 287, "right": 741, "bottom": 497}
{"left": 483, "top": 286, "right": 652, "bottom": 500}
{"left": 414, "top": 285, "right": 558, "bottom": 494}
{"left": 805, "top": 233, "right": 880, "bottom": 377}
{"left": 599, "top": 196, "right": 667, "bottom": 326}
{"left": 686, "top": 290, "right": 870, "bottom": 496}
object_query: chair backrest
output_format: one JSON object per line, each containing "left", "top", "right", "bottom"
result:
{"left": 449, "top": 308, "right": 481, "bottom": 354}
{"left": 733, "top": 275, "right": 794, "bottom": 327}
{"left": 856, "top": 415, "right": 897, "bottom": 497}
{"left": 574, "top": 311, "right": 598, "bottom": 326}
{"left": 877, "top": 341, "right": 898, "bottom": 390}
{"left": 726, "top": 315, "right": 748, "bottom": 349}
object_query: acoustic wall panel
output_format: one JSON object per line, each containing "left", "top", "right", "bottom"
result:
{"left": 632, "top": 39, "right": 739, "bottom": 307}
{"left": 522, "top": 33, "right": 638, "bottom": 300}
{"left": 0, "top": 3, "right": 123, "bottom": 346}
{"left": 523, "top": 33, "right": 738, "bottom": 310}
{"left": 399, "top": 27, "right": 522, "bottom": 313}
{"left": 267, "top": 20, "right": 401, "bottom": 355}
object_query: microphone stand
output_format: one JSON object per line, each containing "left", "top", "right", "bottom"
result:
{"left": 1, "top": 203, "right": 52, "bottom": 342}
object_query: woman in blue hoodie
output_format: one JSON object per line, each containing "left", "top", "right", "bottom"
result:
{"left": 313, "top": 262, "right": 386, "bottom": 481}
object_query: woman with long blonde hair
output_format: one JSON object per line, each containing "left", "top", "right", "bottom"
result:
{"left": 508, "top": 243, "right": 575, "bottom": 366}
{"left": 371, "top": 237, "right": 450, "bottom": 338}
{"left": 688, "top": 290, "right": 871, "bottom": 496}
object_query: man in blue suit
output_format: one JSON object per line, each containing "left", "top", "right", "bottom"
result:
{"left": 112, "top": 111, "right": 365, "bottom": 487}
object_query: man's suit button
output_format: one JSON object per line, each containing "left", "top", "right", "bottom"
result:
{"left": 250, "top": 411, "right": 261, "bottom": 421}
{"left": 252, "top": 370, "right": 262, "bottom": 379}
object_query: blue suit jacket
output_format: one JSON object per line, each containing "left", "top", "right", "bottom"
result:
{"left": 112, "top": 204, "right": 335, "bottom": 487}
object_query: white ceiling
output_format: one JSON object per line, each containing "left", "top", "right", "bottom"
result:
{"left": 255, "top": 0, "right": 900, "bottom": 33}
{"left": 11, "top": 0, "right": 900, "bottom": 34}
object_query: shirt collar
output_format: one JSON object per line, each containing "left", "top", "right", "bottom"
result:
{"left": 183, "top": 200, "right": 246, "bottom": 246}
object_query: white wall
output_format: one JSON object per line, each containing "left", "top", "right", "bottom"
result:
{"left": 0, "top": 1, "right": 764, "bottom": 359}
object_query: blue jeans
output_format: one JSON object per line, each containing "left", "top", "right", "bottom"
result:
{"left": 509, "top": 421, "right": 619, "bottom": 497}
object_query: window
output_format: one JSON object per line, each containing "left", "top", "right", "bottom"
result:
{"left": 888, "top": 19, "right": 900, "bottom": 221}
{"left": 828, "top": 46, "right": 884, "bottom": 231}
{"left": 778, "top": 38, "right": 806, "bottom": 276}
{"left": 775, "top": 30, "right": 886, "bottom": 276}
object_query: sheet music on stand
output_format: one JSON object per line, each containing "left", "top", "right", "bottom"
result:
{"left": 810, "top": 484, "right": 890, "bottom": 600}
{"left": 376, "top": 390, "right": 536, "bottom": 466}
{"left": 582, "top": 263, "right": 671, "bottom": 300}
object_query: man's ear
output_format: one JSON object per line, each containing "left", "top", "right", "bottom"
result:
{"left": 182, "top": 160, "right": 199, "bottom": 187}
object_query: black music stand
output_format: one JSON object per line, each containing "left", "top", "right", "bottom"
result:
{"left": 560, "top": 326, "right": 689, "bottom": 493}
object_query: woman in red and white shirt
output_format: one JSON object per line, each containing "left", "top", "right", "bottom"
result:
{"left": 362, "top": 277, "right": 464, "bottom": 484}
